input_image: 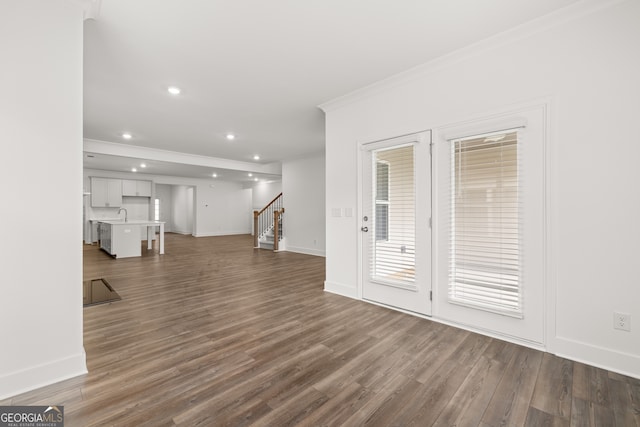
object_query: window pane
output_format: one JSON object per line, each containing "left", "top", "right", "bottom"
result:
{"left": 371, "top": 146, "right": 415, "bottom": 285}
{"left": 376, "top": 162, "right": 389, "bottom": 201}
{"left": 375, "top": 203, "right": 388, "bottom": 241}
{"left": 449, "top": 131, "right": 522, "bottom": 316}
{"left": 154, "top": 198, "right": 160, "bottom": 221}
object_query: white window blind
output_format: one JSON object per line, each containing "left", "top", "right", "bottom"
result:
{"left": 371, "top": 145, "right": 415, "bottom": 287}
{"left": 448, "top": 130, "right": 523, "bottom": 317}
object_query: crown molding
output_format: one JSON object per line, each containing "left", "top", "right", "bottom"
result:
{"left": 319, "top": 0, "right": 627, "bottom": 113}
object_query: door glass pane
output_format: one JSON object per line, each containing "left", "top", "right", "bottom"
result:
{"left": 371, "top": 145, "right": 415, "bottom": 285}
{"left": 375, "top": 161, "right": 389, "bottom": 241}
{"left": 449, "top": 130, "right": 522, "bottom": 316}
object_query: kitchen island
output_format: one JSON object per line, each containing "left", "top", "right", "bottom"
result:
{"left": 97, "top": 220, "right": 165, "bottom": 258}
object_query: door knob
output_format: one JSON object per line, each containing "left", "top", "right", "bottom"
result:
{"left": 361, "top": 226, "right": 369, "bottom": 232}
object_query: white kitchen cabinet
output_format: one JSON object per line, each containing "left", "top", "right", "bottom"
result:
{"left": 122, "top": 179, "right": 152, "bottom": 197}
{"left": 97, "top": 220, "right": 165, "bottom": 258}
{"left": 99, "top": 222, "right": 112, "bottom": 253}
{"left": 91, "top": 177, "right": 123, "bottom": 207}
{"left": 99, "top": 221, "right": 141, "bottom": 258}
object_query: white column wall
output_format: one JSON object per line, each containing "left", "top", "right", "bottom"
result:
{"left": 322, "top": 0, "right": 640, "bottom": 378}
{"left": 282, "top": 155, "right": 326, "bottom": 256}
{"left": 0, "top": 0, "right": 87, "bottom": 399}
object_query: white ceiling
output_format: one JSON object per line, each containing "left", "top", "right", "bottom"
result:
{"left": 83, "top": 0, "right": 582, "bottom": 180}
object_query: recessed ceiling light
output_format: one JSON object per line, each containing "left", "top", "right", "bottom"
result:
{"left": 131, "top": 168, "right": 137, "bottom": 172}
{"left": 226, "top": 133, "right": 235, "bottom": 141}
{"left": 254, "top": 177, "right": 258, "bottom": 182}
{"left": 167, "top": 86, "right": 181, "bottom": 95}
{"left": 253, "top": 155, "right": 260, "bottom": 160}
{"left": 248, "top": 173, "right": 253, "bottom": 177}
{"left": 140, "top": 163, "right": 146, "bottom": 168}
{"left": 212, "top": 173, "right": 217, "bottom": 178}
{"left": 122, "top": 133, "right": 132, "bottom": 140}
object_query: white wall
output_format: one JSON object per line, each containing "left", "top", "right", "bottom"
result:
{"left": 0, "top": 0, "right": 87, "bottom": 399}
{"left": 195, "top": 182, "right": 252, "bottom": 236}
{"left": 171, "top": 185, "right": 193, "bottom": 234}
{"left": 155, "top": 184, "right": 173, "bottom": 231}
{"left": 282, "top": 155, "right": 326, "bottom": 256}
{"left": 251, "top": 180, "right": 282, "bottom": 210}
{"left": 322, "top": 0, "right": 640, "bottom": 378}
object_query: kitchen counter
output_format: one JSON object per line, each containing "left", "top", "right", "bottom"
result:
{"left": 96, "top": 220, "right": 165, "bottom": 257}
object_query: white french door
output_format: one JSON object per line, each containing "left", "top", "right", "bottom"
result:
{"left": 361, "top": 132, "right": 432, "bottom": 315}
{"left": 434, "top": 106, "right": 547, "bottom": 345}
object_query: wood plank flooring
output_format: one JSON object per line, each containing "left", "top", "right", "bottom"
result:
{"left": 2, "top": 233, "right": 639, "bottom": 426}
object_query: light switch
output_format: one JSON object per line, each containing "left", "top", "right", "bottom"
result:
{"left": 331, "top": 208, "right": 342, "bottom": 217}
{"left": 344, "top": 208, "right": 353, "bottom": 217}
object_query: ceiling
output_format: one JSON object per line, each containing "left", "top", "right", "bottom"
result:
{"left": 83, "top": 0, "right": 582, "bottom": 181}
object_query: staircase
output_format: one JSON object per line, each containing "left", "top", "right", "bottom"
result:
{"left": 253, "top": 193, "right": 285, "bottom": 251}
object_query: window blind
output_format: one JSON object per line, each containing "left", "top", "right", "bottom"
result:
{"left": 371, "top": 145, "right": 415, "bottom": 286}
{"left": 375, "top": 162, "right": 390, "bottom": 241}
{"left": 448, "top": 130, "right": 523, "bottom": 317}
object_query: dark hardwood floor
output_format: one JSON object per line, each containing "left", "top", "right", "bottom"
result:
{"left": 2, "top": 233, "right": 639, "bottom": 426}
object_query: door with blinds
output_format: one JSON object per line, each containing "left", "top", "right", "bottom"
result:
{"left": 361, "top": 132, "right": 432, "bottom": 315}
{"left": 435, "top": 107, "right": 546, "bottom": 345}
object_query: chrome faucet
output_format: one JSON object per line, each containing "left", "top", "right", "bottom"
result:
{"left": 118, "top": 208, "right": 128, "bottom": 222}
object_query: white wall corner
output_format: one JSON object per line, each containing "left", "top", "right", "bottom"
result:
{"left": 83, "top": 0, "right": 101, "bottom": 20}
{"left": 0, "top": 351, "right": 87, "bottom": 401}
{"left": 285, "top": 245, "right": 325, "bottom": 257}
{"left": 66, "top": 0, "right": 101, "bottom": 20}
{"left": 324, "top": 280, "right": 358, "bottom": 299}
{"left": 554, "top": 336, "right": 640, "bottom": 380}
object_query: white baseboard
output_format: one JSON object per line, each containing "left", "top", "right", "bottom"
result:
{"left": 553, "top": 336, "right": 640, "bottom": 380}
{"left": 193, "top": 231, "right": 250, "bottom": 237}
{"left": 322, "top": 282, "right": 640, "bottom": 380}
{"left": 324, "top": 280, "right": 358, "bottom": 299}
{"left": 285, "top": 246, "right": 326, "bottom": 257}
{"left": 0, "top": 350, "right": 87, "bottom": 400}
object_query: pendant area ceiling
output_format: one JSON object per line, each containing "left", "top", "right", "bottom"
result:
{"left": 83, "top": 0, "right": 582, "bottom": 179}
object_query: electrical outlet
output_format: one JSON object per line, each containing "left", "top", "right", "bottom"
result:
{"left": 613, "top": 312, "right": 631, "bottom": 331}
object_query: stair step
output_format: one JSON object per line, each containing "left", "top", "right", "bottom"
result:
{"left": 259, "top": 241, "right": 274, "bottom": 250}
